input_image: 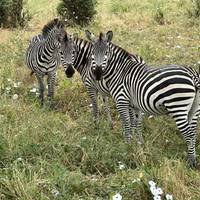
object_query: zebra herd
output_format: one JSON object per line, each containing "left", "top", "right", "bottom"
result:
{"left": 26, "top": 18, "right": 200, "bottom": 168}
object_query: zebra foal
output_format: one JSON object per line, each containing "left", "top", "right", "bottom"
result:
{"left": 86, "top": 30, "right": 200, "bottom": 168}
{"left": 26, "top": 18, "right": 68, "bottom": 106}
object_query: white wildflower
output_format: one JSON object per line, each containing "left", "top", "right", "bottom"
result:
{"left": 153, "top": 196, "right": 161, "bottom": 200}
{"left": 17, "top": 157, "right": 23, "bottom": 161}
{"left": 6, "top": 86, "right": 11, "bottom": 91}
{"left": 112, "top": 193, "right": 122, "bottom": 200}
{"left": 132, "top": 178, "right": 141, "bottom": 183}
{"left": 7, "top": 78, "right": 12, "bottom": 82}
{"left": 156, "top": 187, "right": 163, "bottom": 195}
{"left": 30, "top": 88, "right": 37, "bottom": 93}
{"left": 166, "top": 194, "right": 173, "bottom": 200}
{"left": 89, "top": 104, "right": 93, "bottom": 108}
{"left": 51, "top": 188, "right": 60, "bottom": 198}
{"left": 148, "top": 180, "right": 156, "bottom": 187}
{"left": 36, "top": 92, "right": 40, "bottom": 97}
{"left": 175, "top": 45, "right": 181, "bottom": 49}
{"left": 148, "top": 115, "right": 153, "bottom": 119}
{"left": 119, "top": 164, "right": 125, "bottom": 170}
{"left": 197, "top": 61, "right": 200, "bottom": 65}
{"left": 91, "top": 175, "right": 97, "bottom": 181}
{"left": 150, "top": 186, "right": 158, "bottom": 196}
{"left": 12, "top": 94, "right": 18, "bottom": 100}
{"left": 82, "top": 136, "right": 87, "bottom": 140}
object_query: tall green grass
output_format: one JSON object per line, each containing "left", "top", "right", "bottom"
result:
{"left": 0, "top": 0, "right": 200, "bottom": 199}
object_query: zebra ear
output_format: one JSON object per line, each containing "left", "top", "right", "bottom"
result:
{"left": 85, "top": 30, "right": 95, "bottom": 42}
{"left": 106, "top": 31, "right": 113, "bottom": 42}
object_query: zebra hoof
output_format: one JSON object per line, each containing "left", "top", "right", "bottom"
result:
{"left": 187, "top": 156, "right": 197, "bottom": 169}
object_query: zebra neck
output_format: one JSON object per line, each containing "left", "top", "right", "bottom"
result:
{"left": 73, "top": 38, "right": 92, "bottom": 75}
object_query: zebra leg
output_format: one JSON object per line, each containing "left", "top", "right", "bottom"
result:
{"left": 175, "top": 117, "right": 197, "bottom": 168}
{"left": 129, "top": 107, "right": 143, "bottom": 144}
{"left": 116, "top": 100, "right": 132, "bottom": 143}
{"left": 102, "top": 96, "right": 113, "bottom": 129}
{"left": 36, "top": 74, "right": 45, "bottom": 106}
{"left": 47, "top": 72, "right": 56, "bottom": 107}
{"left": 87, "top": 88, "right": 99, "bottom": 126}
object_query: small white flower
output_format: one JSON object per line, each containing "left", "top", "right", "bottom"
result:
{"left": 30, "top": 88, "right": 37, "bottom": 93}
{"left": 13, "top": 83, "right": 18, "bottom": 88}
{"left": 132, "top": 178, "right": 141, "bottom": 183}
{"left": 6, "top": 86, "right": 11, "bottom": 91}
{"left": 17, "top": 157, "right": 23, "bottom": 161}
{"left": 36, "top": 92, "right": 40, "bottom": 97}
{"left": 148, "top": 180, "right": 156, "bottom": 187}
{"left": 119, "top": 164, "right": 125, "bottom": 170}
{"left": 153, "top": 196, "right": 161, "bottom": 200}
{"left": 175, "top": 45, "right": 181, "bottom": 49}
{"left": 156, "top": 187, "right": 163, "bottom": 195}
{"left": 7, "top": 78, "right": 12, "bottom": 82}
{"left": 12, "top": 94, "right": 18, "bottom": 100}
{"left": 91, "top": 175, "right": 97, "bottom": 181}
{"left": 197, "top": 61, "right": 200, "bottom": 65}
{"left": 82, "top": 136, "right": 87, "bottom": 140}
{"left": 166, "top": 194, "right": 173, "bottom": 200}
{"left": 51, "top": 188, "right": 60, "bottom": 198}
{"left": 89, "top": 104, "right": 93, "bottom": 108}
{"left": 112, "top": 193, "right": 122, "bottom": 200}
{"left": 148, "top": 115, "right": 153, "bottom": 119}
{"left": 150, "top": 186, "right": 158, "bottom": 196}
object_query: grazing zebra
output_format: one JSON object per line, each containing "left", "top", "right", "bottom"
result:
{"left": 85, "top": 30, "right": 200, "bottom": 168}
{"left": 26, "top": 18, "right": 68, "bottom": 106}
{"left": 60, "top": 33, "right": 114, "bottom": 127}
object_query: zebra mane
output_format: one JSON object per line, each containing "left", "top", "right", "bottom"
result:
{"left": 42, "top": 18, "right": 64, "bottom": 38}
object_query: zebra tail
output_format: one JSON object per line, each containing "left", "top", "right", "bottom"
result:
{"left": 30, "top": 71, "right": 34, "bottom": 76}
{"left": 188, "top": 69, "right": 200, "bottom": 123}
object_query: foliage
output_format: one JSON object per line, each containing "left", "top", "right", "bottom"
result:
{"left": 188, "top": 0, "right": 200, "bottom": 18}
{"left": 1, "top": 0, "right": 200, "bottom": 199}
{"left": 0, "top": 0, "right": 31, "bottom": 28}
{"left": 57, "top": 0, "right": 97, "bottom": 26}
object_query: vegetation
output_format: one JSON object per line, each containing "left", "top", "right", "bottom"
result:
{"left": 0, "top": 0, "right": 31, "bottom": 28}
{"left": 57, "top": 0, "right": 97, "bottom": 26}
{"left": 0, "top": 0, "right": 200, "bottom": 199}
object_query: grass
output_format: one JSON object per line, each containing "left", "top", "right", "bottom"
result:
{"left": 1, "top": 0, "right": 200, "bottom": 199}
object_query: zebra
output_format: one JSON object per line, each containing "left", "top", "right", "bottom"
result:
{"left": 59, "top": 32, "right": 115, "bottom": 128}
{"left": 85, "top": 30, "right": 200, "bottom": 168}
{"left": 26, "top": 18, "right": 68, "bottom": 106}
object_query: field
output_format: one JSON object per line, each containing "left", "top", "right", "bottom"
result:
{"left": 1, "top": 0, "right": 200, "bottom": 199}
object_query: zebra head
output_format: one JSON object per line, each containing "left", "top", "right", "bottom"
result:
{"left": 85, "top": 30, "right": 113, "bottom": 81}
{"left": 42, "top": 18, "right": 66, "bottom": 48}
{"left": 60, "top": 33, "right": 78, "bottom": 78}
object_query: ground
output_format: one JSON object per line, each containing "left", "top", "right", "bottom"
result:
{"left": 1, "top": 0, "right": 200, "bottom": 199}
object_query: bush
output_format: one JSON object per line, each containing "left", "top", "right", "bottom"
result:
{"left": 0, "top": 0, "right": 31, "bottom": 28}
{"left": 57, "top": 0, "right": 97, "bottom": 26}
{"left": 188, "top": 0, "right": 200, "bottom": 18}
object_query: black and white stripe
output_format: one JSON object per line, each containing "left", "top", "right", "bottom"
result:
{"left": 25, "top": 18, "right": 67, "bottom": 105}
{"left": 86, "top": 31, "right": 200, "bottom": 168}
{"left": 63, "top": 33, "right": 114, "bottom": 127}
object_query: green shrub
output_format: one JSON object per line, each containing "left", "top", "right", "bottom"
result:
{"left": 0, "top": 0, "right": 31, "bottom": 28}
{"left": 57, "top": 0, "right": 97, "bottom": 26}
{"left": 188, "top": 0, "right": 200, "bottom": 18}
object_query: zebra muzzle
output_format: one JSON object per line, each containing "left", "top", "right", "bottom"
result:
{"left": 65, "top": 65, "right": 75, "bottom": 78}
{"left": 93, "top": 66, "right": 103, "bottom": 81}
